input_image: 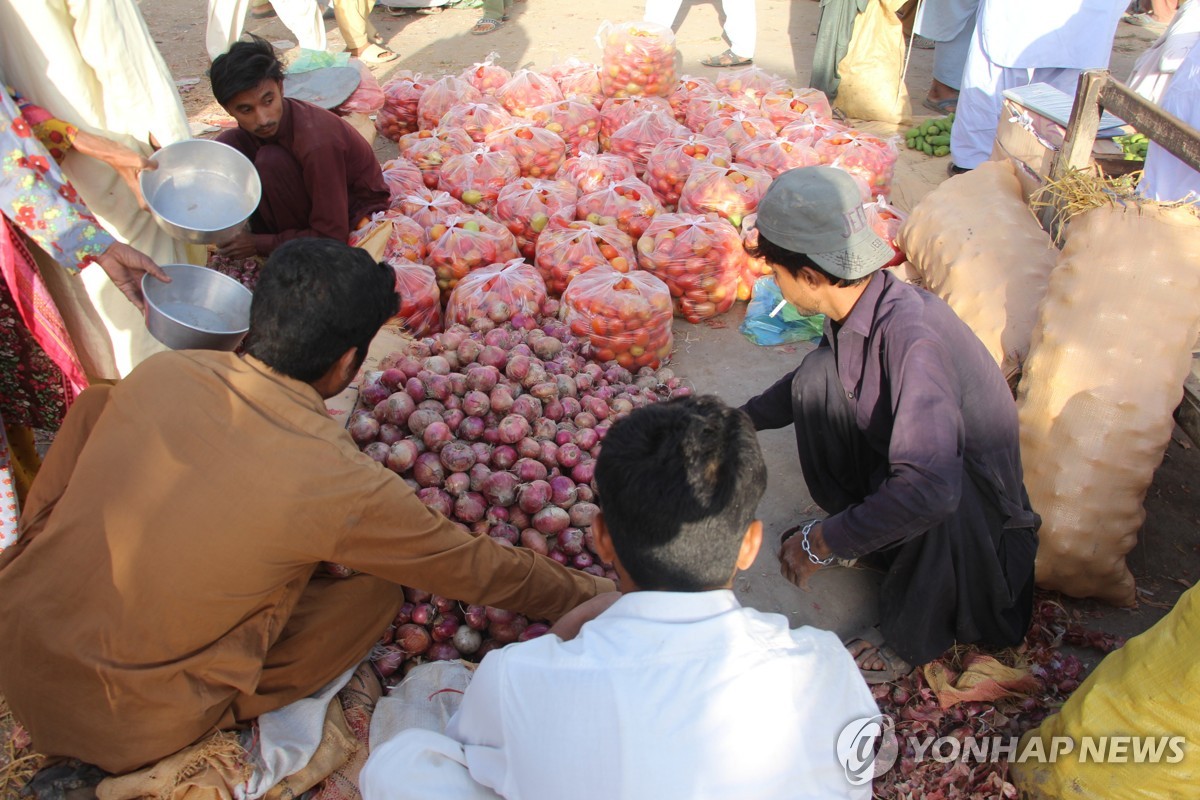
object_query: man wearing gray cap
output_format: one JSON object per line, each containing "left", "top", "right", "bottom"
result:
{"left": 740, "top": 166, "right": 1039, "bottom": 683}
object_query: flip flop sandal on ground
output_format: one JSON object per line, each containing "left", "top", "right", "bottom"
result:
{"left": 472, "top": 17, "right": 504, "bottom": 34}
{"left": 923, "top": 96, "right": 957, "bottom": 114}
{"left": 844, "top": 626, "right": 914, "bottom": 685}
{"left": 354, "top": 43, "right": 399, "bottom": 63}
{"left": 701, "top": 49, "right": 752, "bottom": 67}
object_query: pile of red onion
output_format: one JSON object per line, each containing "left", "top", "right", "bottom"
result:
{"left": 348, "top": 308, "right": 690, "bottom": 681}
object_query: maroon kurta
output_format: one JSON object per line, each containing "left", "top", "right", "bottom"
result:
{"left": 217, "top": 98, "right": 388, "bottom": 256}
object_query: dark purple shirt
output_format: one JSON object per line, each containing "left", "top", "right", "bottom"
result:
{"left": 743, "top": 270, "right": 1037, "bottom": 558}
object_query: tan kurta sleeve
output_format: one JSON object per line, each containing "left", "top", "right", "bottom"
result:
{"left": 332, "top": 459, "right": 614, "bottom": 622}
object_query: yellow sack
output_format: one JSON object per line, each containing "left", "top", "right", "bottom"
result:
{"left": 834, "top": 0, "right": 912, "bottom": 123}
{"left": 1012, "top": 584, "right": 1200, "bottom": 798}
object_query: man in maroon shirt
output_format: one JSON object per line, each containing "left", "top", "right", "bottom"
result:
{"left": 209, "top": 37, "right": 388, "bottom": 258}
{"left": 741, "top": 167, "right": 1038, "bottom": 684}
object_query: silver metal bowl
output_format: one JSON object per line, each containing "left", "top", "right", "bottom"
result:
{"left": 140, "top": 139, "right": 261, "bottom": 244}
{"left": 142, "top": 264, "right": 253, "bottom": 351}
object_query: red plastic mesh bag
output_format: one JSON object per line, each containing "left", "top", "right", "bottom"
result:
{"left": 496, "top": 69, "right": 564, "bottom": 116}
{"left": 700, "top": 112, "right": 776, "bottom": 156}
{"left": 760, "top": 88, "right": 833, "bottom": 131}
{"left": 435, "top": 100, "right": 514, "bottom": 143}
{"left": 634, "top": 212, "right": 744, "bottom": 322}
{"left": 864, "top": 197, "right": 908, "bottom": 267}
{"left": 485, "top": 124, "right": 567, "bottom": 180}
{"left": 418, "top": 76, "right": 483, "bottom": 130}
{"left": 734, "top": 135, "right": 822, "bottom": 178}
{"left": 607, "top": 110, "right": 689, "bottom": 176}
{"left": 397, "top": 128, "right": 475, "bottom": 189}
{"left": 558, "top": 152, "right": 638, "bottom": 195}
{"left": 533, "top": 217, "right": 635, "bottom": 296}
{"left": 525, "top": 100, "right": 600, "bottom": 157}
{"left": 667, "top": 75, "right": 718, "bottom": 124}
{"left": 349, "top": 210, "right": 429, "bottom": 264}
{"left": 459, "top": 53, "right": 512, "bottom": 97}
{"left": 682, "top": 93, "right": 759, "bottom": 132}
{"left": 381, "top": 157, "right": 427, "bottom": 205}
{"left": 376, "top": 71, "right": 427, "bottom": 141}
{"left": 561, "top": 265, "right": 674, "bottom": 369}
{"left": 814, "top": 129, "right": 899, "bottom": 199}
{"left": 552, "top": 60, "right": 604, "bottom": 109}
{"left": 779, "top": 113, "right": 850, "bottom": 146}
{"left": 598, "top": 20, "right": 677, "bottom": 99}
{"left": 598, "top": 95, "right": 673, "bottom": 149}
{"left": 736, "top": 212, "right": 773, "bottom": 302}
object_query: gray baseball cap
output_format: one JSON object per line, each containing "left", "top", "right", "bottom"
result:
{"left": 754, "top": 166, "right": 893, "bottom": 280}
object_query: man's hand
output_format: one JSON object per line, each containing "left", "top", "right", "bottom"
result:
{"left": 547, "top": 591, "right": 621, "bottom": 641}
{"left": 94, "top": 242, "right": 170, "bottom": 312}
{"left": 779, "top": 520, "right": 832, "bottom": 591}
{"left": 71, "top": 130, "right": 155, "bottom": 211}
{"left": 216, "top": 230, "right": 258, "bottom": 260}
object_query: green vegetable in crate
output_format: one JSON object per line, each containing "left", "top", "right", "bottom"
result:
{"left": 906, "top": 113, "right": 955, "bottom": 157}
{"left": 1114, "top": 132, "right": 1149, "bottom": 161}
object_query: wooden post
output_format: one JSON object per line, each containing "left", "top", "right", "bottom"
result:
{"left": 1038, "top": 70, "right": 1106, "bottom": 239}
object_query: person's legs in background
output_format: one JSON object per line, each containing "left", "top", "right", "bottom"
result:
{"left": 643, "top": 0, "right": 684, "bottom": 29}
{"left": 472, "top": 0, "right": 513, "bottom": 34}
{"left": 207, "top": 0, "right": 254, "bottom": 61}
{"left": 334, "top": 0, "right": 397, "bottom": 62}
{"left": 721, "top": 0, "right": 757, "bottom": 61}
{"left": 927, "top": 15, "right": 974, "bottom": 111}
{"left": 270, "top": 0, "right": 328, "bottom": 51}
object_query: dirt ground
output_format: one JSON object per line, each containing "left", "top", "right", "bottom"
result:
{"left": 135, "top": 0, "right": 1197, "bottom": 656}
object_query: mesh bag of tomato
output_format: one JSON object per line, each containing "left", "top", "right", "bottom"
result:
{"left": 561, "top": 265, "right": 674, "bottom": 370}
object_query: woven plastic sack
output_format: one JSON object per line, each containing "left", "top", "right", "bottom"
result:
{"left": 397, "top": 128, "right": 474, "bottom": 189}
{"left": 598, "top": 95, "right": 673, "bottom": 150}
{"left": 436, "top": 100, "right": 513, "bottom": 143}
{"left": 446, "top": 259, "right": 548, "bottom": 327}
{"left": 1016, "top": 199, "right": 1200, "bottom": 605}
{"left": 395, "top": 189, "right": 468, "bottom": 229}
{"left": 864, "top": 197, "right": 907, "bottom": 267}
{"left": 734, "top": 136, "right": 822, "bottom": 178}
{"left": 337, "top": 59, "right": 385, "bottom": 115}
{"left": 1012, "top": 583, "right": 1200, "bottom": 798}
{"left": 560, "top": 265, "right": 673, "bottom": 369}
{"left": 833, "top": 0, "right": 911, "bottom": 123}
{"left": 815, "top": 129, "right": 899, "bottom": 198}
{"left": 576, "top": 176, "right": 664, "bottom": 240}
{"left": 427, "top": 213, "right": 521, "bottom": 299}
{"left": 701, "top": 112, "right": 776, "bottom": 156}
{"left": 779, "top": 113, "right": 850, "bottom": 146}
{"left": 643, "top": 134, "right": 732, "bottom": 209}
{"left": 760, "top": 88, "right": 834, "bottom": 131}
{"left": 668, "top": 75, "right": 718, "bottom": 123}
{"left": 381, "top": 157, "right": 426, "bottom": 205}
{"left": 496, "top": 69, "right": 563, "bottom": 116}
{"left": 485, "top": 123, "right": 567, "bottom": 179}
{"left": 896, "top": 161, "right": 1056, "bottom": 377}
{"left": 388, "top": 259, "right": 443, "bottom": 338}
{"left": 349, "top": 210, "right": 428, "bottom": 264}
{"left": 534, "top": 217, "right": 635, "bottom": 296}
{"left": 736, "top": 212, "right": 773, "bottom": 301}
{"left": 678, "top": 161, "right": 771, "bottom": 229}
{"left": 525, "top": 100, "right": 601, "bottom": 157}
{"left": 597, "top": 20, "right": 677, "bottom": 99}
{"left": 418, "top": 76, "right": 483, "bottom": 131}
{"left": 715, "top": 67, "right": 788, "bottom": 103}
{"left": 436, "top": 147, "right": 521, "bottom": 214}
{"left": 739, "top": 276, "right": 824, "bottom": 345}
{"left": 376, "top": 71, "right": 427, "bottom": 141}
{"left": 459, "top": 53, "right": 511, "bottom": 97}
{"left": 608, "top": 110, "right": 690, "bottom": 175}
{"left": 493, "top": 177, "right": 578, "bottom": 259}
{"left": 683, "top": 93, "right": 760, "bottom": 133}
{"left": 558, "top": 152, "right": 638, "bottom": 195}
{"left": 634, "top": 212, "right": 743, "bottom": 323}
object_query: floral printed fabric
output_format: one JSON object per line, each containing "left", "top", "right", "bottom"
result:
{"left": 9, "top": 87, "right": 79, "bottom": 163}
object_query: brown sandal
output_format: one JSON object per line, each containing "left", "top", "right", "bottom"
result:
{"left": 701, "top": 49, "right": 753, "bottom": 68}
{"left": 471, "top": 17, "right": 503, "bottom": 34}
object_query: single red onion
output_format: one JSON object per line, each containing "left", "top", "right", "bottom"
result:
{"left": 574, "top": 411, "right": 597, "bottom": 429}
{"left": 543, "top": 398, "right": 564, "bottom": 421}
{"left": 448, "top": 373, "right": 468, "bottom": 396}
{"left": 410, "top": 603, "right": 437, "bottom": 627}
{"left": 498, "top": 414, "right": 532, "bottom": 444}
{"left": 427, "top": 641, "right": 461, "bottom": 661}
{"left": 512, "top": 394, "right": 543, "bottom": 422}
{"left": 520, "top": 528, "right": 549, "bottom": 555}
{"left": 538, "top": 439, "right": 560, "bottom": 469}
{"left": 394, "top": 602, "right": 415, "bottom": 626}
{"left": 413, "top": 453, "right": 446, "bottom": 488}
{"left": 557, "top": 527, "right": 585, "bottom": 556}
{"left": 561, "top": 396, "right": 582, "bottom": 417}
{"left": 575, "top": 484, "right": 594, "bottom": 504}
{"left": 431, "top": 613, "right": 460, "bottom": 642}
{"left": 490, "top": 385, "right": 515, "bottom": 414}
{"left": 556, "top": 442, "right": 582, "bottom": 468}
{"left": 423, "top": 355, "right": 451, "bottom": 375}
{"left": 467, "top": 364, "right": 501, "bottom": 392}
{"left": 404, "top": 587, "right": 432, "bottom": 603}
{"left": 378, "top": 423, "right": 405, "bottom": 446}
{"left": 406, "top": 408, "right": 441, "bottom": 437}
{"left": 417, "top": 486, "right": 453, "bottom": 517}
{"left": 457, "top": 337, "right": 482, "bottom": 364}
{"left": 509, "top": 507, "right": 530, "bottom": 530}
{"left": 360, "top": 371, "right": 391, "bottom": 407}
{"left": 349, "top": 413, "right": 380, "bottom": 444}
{"left": 531, "top": 336, "right": 562, "bottom": 360}
{"left": 469, "top": 462, "right": 493, "bottom": 492}
{"left": 573, "top": 551, "right": 594, "bottom": 569}
{"left": 454, "top": 491, "right": 487, "bottom": 523}
{"left": 423, "top": 421, "right": 453, "bottom": 452}
{"left": 548, "top": 549, "right": 569, "bottom": 565}
{"left": 534, "top": 505, "right": 571, "bottom": 535}
{"left": 459, "top": 415, "right": 486, "bottom": 441}
{"left": 405, "top": 376, "right": 425, "bottom": 404}
{"left": 519, "top": 622, "right": 551, "bottom": 641}
{"left": 442, "top": 408, "right": 465, "bottom": 432}
{"left": 491, "top": 445, "right": 518, "bottom": 470}
{"left": 569, "top": 501, "right": 599, "bottom": 527}
{"left": 549, "top": 475, "right": 578, "bottom": 507}
{"left": 488, "top": 615, "right": 528, "bottom": 644}
{"left": 574, "top": 427, "right": 599, "bottom": 451}
{"left": 490, "top": 522, "right": 520, "bottom": 545}
{"left": 583, "top": 564, "right": 606, "bottom": 577}
{"left": 517, "top": 437, "right": 542, "bottom": 460}
{"left": 363, "top": 441, "right": 390, "bottom": 463}
{"left": 518, "top": 479, "right": 552, "bottom": 513}
{"left": 444, "top": 471, "right": 471, "bottom": 497}
{"left": 464, "top": 604, "right": 488, "bottom": 630}
{"left": 372, "top": 644, "right": 405, "bottom": 677}
{"left": 570, "top": 459, "right": 595, "bottom": 485}
{"left": 481, "top": 471, "right": 520, "bottom": 507}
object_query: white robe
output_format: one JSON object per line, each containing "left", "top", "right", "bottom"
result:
{"left": 1141, "top": 41, "right": 1200, "bottom": 203}
{"left": 1128, "top": 0, "right": 1200, "bottom": 104}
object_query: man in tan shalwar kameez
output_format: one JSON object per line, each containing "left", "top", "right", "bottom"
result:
{"left": 0, "top": 239, "right": 612, "bottom": 776}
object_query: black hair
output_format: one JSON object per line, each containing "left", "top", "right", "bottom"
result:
{"left": 209, "top": 35, "right": 285, "bottom": 107}
{"left": 745, "top": 230, "right": 868, "bottom": 289}
{"left": 243, "top": 239, "right": 398, "bottom": 383}
{"left": 593, "top": 395, "right": 767, "bottom": 592}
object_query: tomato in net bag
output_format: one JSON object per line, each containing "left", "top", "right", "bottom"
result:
{"left": 396, "top": 189, "right": 469, "bottom": 229}
{"left": 534, "top": 217, "right": 635, "bottom": 296}
{"left": 779, "top": 113, "right": 849, "bottom": 146}
{"left": 863, "top": 197, "right": 907, "bottom": 266}
{"left": 397, "top": 128, "right": 475, "bottom": 188}
{"left": 427, "top": 213, "right": 522, "bottom": 300}
{"left": 350, "top": 210, "right": 429, "bottom": 263}
{"left": 418, "top": 76, "right": 483, "bottom": 131}
{"left": 494, "top": 177, "right": 578, "bottom": 260}
{"left": 598, "top": 21, "right": 677, "bottom": 99}
{"left": 668, "top": 75, "right": 718, "bottom": 123}
{"left": 459, "top": 53, "right": 512, "bottom": 97}
{"left": 553, "top": 61, "right": 604, "bottom": 109}
{"left": 643, "top": 134, "right": 732, "bottom": 209}
{"left": 525, "top": 100, "right": 600, "bottom": 157}
{"left": 759, "top": 88, "right": 833, "bottom": 131}
{"left": 561, "top": 265, "right": 673, "bottom": 369}
{"left": 700, "top": 112, "right": 776, "bottom": 156}
{"left": 381, "top": 157, "right": 426, "bottom": 205}
{"left": 558, "top": 152, "right": 638, "bottom": 195}
{"left": 496, "top": 69, "right": 564, "bottom": 116}
{"left": 446, "top": 258, "right": 548, "bottom": 327}
{"left": 437, "top": 100, "right": 514, "bottom": 144}
{"left": 485, "top": 123, "right": 567, "bottom": 179}
{"left": 678, "top": 161, "right": 771, "bottom": 229}
{"left": 576, "top": 176, "right": 664, "bottom": 240}
{"left": 814, "top": 129, "right": 899, "bottom": 199}
{"left": 436, "top": 147, "right": 520, "bottom": 214}
{"left": 376, "top": 71, "right": 427, "bottom": 141}
{"left": 716, "top": 67, "right": 789, "bottom": 104}
{"left": 736, "top": 212, "right": 775, "bottom": 301}
{"left": 598, "top": 95, "right": 673, "bottom": 150}
{"left": 634, "top": 212, "right": 744, "bottom": 323}
{"left": 607, "top": 110, "right": 689, "bottom": 176}
{"left": 337, "top": 59, "right": 386, "bottom": 115}
{"left": 388, "top": 259, "right": 443, "bottom": 337}
{"left": 683, "top": 93, "right": 760, "bottom": 133}
{"left": 734, "top": 136, "right": 822, "bottom": 178}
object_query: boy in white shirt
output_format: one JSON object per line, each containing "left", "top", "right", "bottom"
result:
{"left": 362, "top": 395, "right": 880, "bottom": 800}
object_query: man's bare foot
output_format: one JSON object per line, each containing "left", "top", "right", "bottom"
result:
{"left": 844, "top": 630, "right": 914, "bottom": 684}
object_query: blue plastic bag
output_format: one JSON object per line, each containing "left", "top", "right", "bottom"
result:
{"left": 738, "top": 276, "right": 825, "bottom": 346}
